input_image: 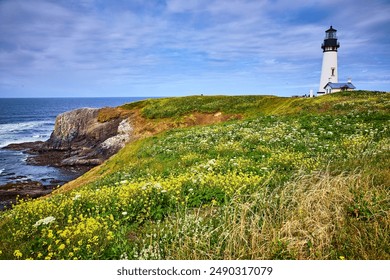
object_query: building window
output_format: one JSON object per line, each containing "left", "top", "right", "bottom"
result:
{"left": 331, "top": 68, "right": 335, "bottom": 76}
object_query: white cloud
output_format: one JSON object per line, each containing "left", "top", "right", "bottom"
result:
{"left": 0, "top": 0, "right": 389, "bottom": 97}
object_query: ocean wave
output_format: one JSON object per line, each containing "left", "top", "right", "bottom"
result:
{"left": 0, "top": 120, "right": 54, "bottom": 134}
{"left": 0, "top": 120, "right": 54, "bottom": 148}
{"left": 32, "top": 134, "right": 50, "bottom": 138}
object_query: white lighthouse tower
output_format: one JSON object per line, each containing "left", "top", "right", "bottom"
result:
{"left": 318, "top": 26, "right": 340, "bottom": 94}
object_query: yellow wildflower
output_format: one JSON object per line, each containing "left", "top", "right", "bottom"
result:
{"left": 13, "top": 250, "right": 23, "bottom": 258}
{"left": 58, "top": 244, "right": 66, "bottom": 250}
{"left": 107, "top": 231, "right": 114, "bottom": 240}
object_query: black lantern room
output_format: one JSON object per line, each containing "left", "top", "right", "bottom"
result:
{"left": 321, "top": 26, "right": 340, "bottom": 52}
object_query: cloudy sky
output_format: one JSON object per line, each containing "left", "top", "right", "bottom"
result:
{"left": 0, "top": 0, "right": 389, "bottom": 97}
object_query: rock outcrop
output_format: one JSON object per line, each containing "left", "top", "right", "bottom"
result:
{"left": 46, "top": 108, "right": 106, "bottom": 150}
{"left": 5, "top": 107, "right": 133, "bottom": 168}
{"left": 42, "top": 108, "right": 130, "bottom": 166}
{"left": 0, "top": 181, "right": 57, "bottom": 210}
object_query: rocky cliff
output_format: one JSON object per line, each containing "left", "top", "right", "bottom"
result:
{"left": 6, "top": 107, "right": 133, "bottom": 167}
{"left": 41, "top": 107, "right": 132, "bottom": 166}
{"left": 1, "top": 106, "right": 133, "bottom": 208}
{"left": 48, "top": 107, "right": 133, "bottom": 166}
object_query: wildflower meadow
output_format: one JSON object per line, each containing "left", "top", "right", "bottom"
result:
{"left": 0, "top": 91, "right": 389, "bottom": 260}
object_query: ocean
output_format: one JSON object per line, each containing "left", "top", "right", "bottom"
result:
{"left": 0, "top": 97, "right": 147, "bottom": 186}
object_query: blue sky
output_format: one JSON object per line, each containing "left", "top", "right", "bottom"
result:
{"left": 0, "top": 0, "right": 389, "bottom": 97}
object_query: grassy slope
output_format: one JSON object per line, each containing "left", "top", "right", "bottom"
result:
{"left": 63, "top": 91, "right": 389, "bottom": 191}
{"left": 0, "top": 91, "right": 389, "bottom": 260}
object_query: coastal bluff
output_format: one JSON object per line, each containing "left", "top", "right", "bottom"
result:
{"left": 1, "top": 106, "right": 132, "bottom": 209}
{"left": 6, "top": 107, "right": 133, "bottom": 167}
{"left": 4, "top": 99, "right": 237, "bottom": 172}
{"left": 1, "top": 99, "right": 237, "bottom": 208}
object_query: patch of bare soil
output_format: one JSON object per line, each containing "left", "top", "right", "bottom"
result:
{"left": 129, "top": 110, "right": 242, "bottom": 140}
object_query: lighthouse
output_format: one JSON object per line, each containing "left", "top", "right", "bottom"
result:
{"left": 318, "top": 26, "right": 340, "bottom": 94}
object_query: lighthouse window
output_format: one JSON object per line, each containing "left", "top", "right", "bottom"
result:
{"left": 331, "top": 68, "right": 335, "bottom": 76}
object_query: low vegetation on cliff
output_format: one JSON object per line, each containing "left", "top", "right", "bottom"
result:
{"left": 0, "top": 91, "right": 389, "bottom": 260}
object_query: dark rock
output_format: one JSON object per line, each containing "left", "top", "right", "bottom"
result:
{"left": 0, "top": 180, "right": 54, "bottom": 210}
{"left": 49, "top": 179, "right": 64, "bottom": 185}
{"left": 4, "top": 141, "right": 44, "bottom": 151}
{"left": 4, "top": 107, "right": 133, "bottom": 169}
{"left": 0, "top": 181, "right": 60, "bottom": 211}
{"left": 1, "top": 107, "right": 134, "bottom": 209}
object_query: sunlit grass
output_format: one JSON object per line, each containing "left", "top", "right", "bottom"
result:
{"left": 0, "top": 91, "right": 389, "bottom": 259}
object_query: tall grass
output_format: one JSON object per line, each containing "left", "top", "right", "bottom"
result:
{"left": 131, "top": 170, "right": 389, "bottom": 260}
{"left": 0, "top": 91, "right": 388, "bottom": 260}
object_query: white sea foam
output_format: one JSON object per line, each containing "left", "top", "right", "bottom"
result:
{"left": 0, "top": 120, "right": 53, "bottom": 148}
{"left": 0, "top": 120, "right": 53, "bottom": 134}
{"left": 32, "top": 134, "right": 49, "bottom": 138}
{"left": 0, "top": 168, "right": 4, "bottom": 175}
{"left": 21, "top": 154, "right": 28, "bottom": 162}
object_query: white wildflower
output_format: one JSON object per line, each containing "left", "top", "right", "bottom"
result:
{"left": 122, "top": 211, "right": 128, "bottom": 216}
{"left": 120, "top": 252, "right": 128, "bottom": 260}
{"left": 33, "top": 216, "right": 56, "bottom": 227}
{"left": 73, "top": 194, "right": 81, "bottom": 200}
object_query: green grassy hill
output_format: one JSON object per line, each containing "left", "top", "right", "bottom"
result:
{"left": 1, "top": 91, "right": 389, "bottom": 260}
